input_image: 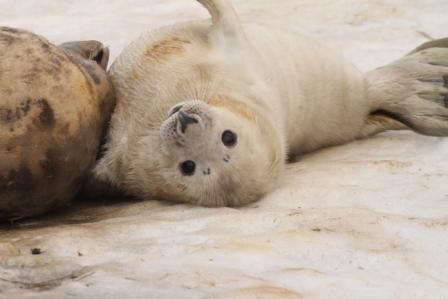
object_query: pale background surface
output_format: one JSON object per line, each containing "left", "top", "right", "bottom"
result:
{"left": 1, "top": 1, "right": 448, "bottom": 298}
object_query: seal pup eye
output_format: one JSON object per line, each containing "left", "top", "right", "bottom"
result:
{"left": 222, "top": 130, "right": 237, "bottom": 147}
{"left": 180, "top": 160, "right": 196, "bottom": 176}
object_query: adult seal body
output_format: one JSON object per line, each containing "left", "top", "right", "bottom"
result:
{"left": 0, "top": 27, "right": 115, "bottom": 220}
{"left": 95, "top": 0, "right": 448, "bottom": 206}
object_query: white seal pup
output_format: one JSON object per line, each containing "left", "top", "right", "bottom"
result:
{"left": 94, "top": 0, "right": 448, "bottom": 206}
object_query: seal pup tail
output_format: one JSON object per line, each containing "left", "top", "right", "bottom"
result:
{"left": 365, "top": 38, "right": 448, "bottom": 137}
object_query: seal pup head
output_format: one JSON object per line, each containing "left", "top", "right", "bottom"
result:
{"left": 94, "top": 0, "right": 285, "bottom": 206}
{"left": 147, "top": 97, "right": 283, "bottom": 206}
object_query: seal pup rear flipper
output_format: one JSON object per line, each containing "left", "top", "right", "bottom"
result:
{"left": 408, "top": 38, "right": 448, "bottom": 55}
{"left": 366, "top": 38, "right": 448, "bottom": 136}
{"left": 196, "top": 0, "right": 247, "bottom": 47}
{"left": 196, "top": 0, "right": 257, "bottom": 71}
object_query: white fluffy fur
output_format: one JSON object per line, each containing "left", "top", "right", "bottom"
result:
{"left": 94, "top": 0, "right": 448, "bottom": 206}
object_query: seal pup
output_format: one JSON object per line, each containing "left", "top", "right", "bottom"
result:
{"left": 94, "top": 0, "right": 448, "bottom": 206}
{"left": 0, "top": 27, "right": 115, "bottom": 220}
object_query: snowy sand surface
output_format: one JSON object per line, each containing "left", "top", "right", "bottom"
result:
{"left": 1, "top": 1, "right": 448, "bottom": 298}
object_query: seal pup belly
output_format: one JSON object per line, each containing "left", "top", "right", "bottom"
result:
{"left": 242, "top": 25, "right": 369, "bottom": 155}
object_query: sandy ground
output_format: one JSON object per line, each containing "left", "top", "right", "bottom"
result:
{"left": 1, "top": 1, "right": 448, "bottom": 298}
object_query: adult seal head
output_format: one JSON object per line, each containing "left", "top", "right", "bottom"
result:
{"left": 0, "top": 27, "right": 115, "bottom": 221}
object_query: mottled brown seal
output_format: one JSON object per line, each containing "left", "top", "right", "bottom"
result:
{"left": 94, "top": 0, "right": 448, "bottom": 207}
{"left": 0, "top": 27, "right": 115, "bottom": 220}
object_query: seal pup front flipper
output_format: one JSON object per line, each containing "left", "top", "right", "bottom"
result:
{"left": 366, "top": 38, "right": 448, "bottom": 136}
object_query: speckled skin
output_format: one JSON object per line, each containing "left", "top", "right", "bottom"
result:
{"left": 0, "top": 27, "right": 115, "bottom": 220}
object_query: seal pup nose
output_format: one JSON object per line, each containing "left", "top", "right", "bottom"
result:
{"left": 178, "top": 111, "right": 198, "bottom": 133}
{"left": 168, "top": 104, "right": 183, "bottom": 117}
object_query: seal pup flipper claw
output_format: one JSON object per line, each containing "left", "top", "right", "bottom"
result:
{"left": 366, "top": 40, "right": 448, "bottom": 136}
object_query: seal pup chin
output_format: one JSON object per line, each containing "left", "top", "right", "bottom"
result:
{"left": 94, "top": 0, "right": 448, "bottom": 206}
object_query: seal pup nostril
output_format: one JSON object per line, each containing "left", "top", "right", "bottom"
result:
{"left": 168, "top": 104, "right": 184, "bottom": 117}
{"left": 178, "top": 111, "right": 198, "bottom": 133}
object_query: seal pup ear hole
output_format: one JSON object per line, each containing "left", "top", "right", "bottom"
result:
{"left": 180, "top": 160, "right": 196, "bottom": 176}
{"left": 221, "top": 130, "right": 237, "bottom": 147}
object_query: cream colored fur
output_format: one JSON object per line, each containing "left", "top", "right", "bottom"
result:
{"left": 94, "top": 0, "right": 448, "bottom": 206}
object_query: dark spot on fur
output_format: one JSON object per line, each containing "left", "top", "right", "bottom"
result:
{"left": 0, "top": 27, "right": 19, "bottom": 46}
{"left": 444, "top": 75, "right": 448, "bottom": 87}
{"left": 177, "top": 184, "right": 188, "bottom": 191}
{"left": 203, "top": 168, "right": 211, "bottom": 176}
{"left": 37, "top": 99, "right": 55, "bottom": 127}
{"left": 21, "top": 65, "right": 41, "bottom": 84}
{"left": 0, "top": 166, "right": 34, "bottom": 191}
{"left": 30, "top": 248, "right": 42, "bottom": 255}
{"left": 0, "top": 34, "right": 14, "bottom": 46}
{"left": 47, "top": 56, "right": 63, "bottom": 74}
{"left": 223, "top": 155, "right": 231, "bottom": 162}
{"left": 39, "top": 156, "right": 55, "bottom": 179}
{"left": 0, "top": 108, "right": 14, "bottom": 123}
{"left": 20, "top": 98, "right": 32, "bottom": 114}
{"left": 0, "top": 28, "right": 20, "bottom": 46}
{"left": 1, "top": 99, "right": 47, "bottom": 124}
{"left": 41, "top": 42, "right": 50, "bottom": 52}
